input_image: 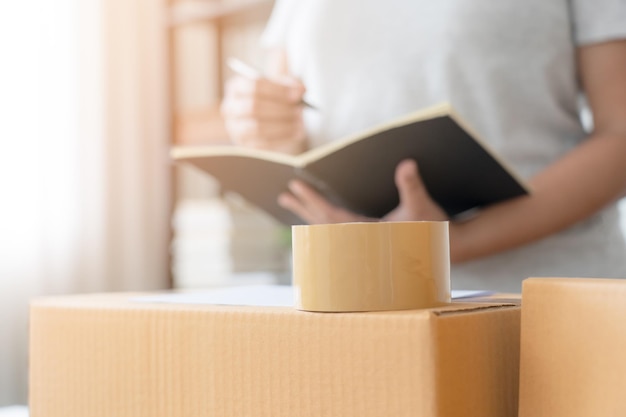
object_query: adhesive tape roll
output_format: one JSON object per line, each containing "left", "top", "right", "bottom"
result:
{"left": 292, "top": 221, "right": 451, "bottom": 312}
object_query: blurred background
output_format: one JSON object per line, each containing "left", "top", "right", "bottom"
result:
{"left": 0, "top": 0, "right": 625, "bottom": 410}
{"left": 0, "top": 0, "right": 288, "bottom": 407}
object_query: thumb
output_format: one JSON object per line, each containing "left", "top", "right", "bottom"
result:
{"left": 393, "top": 159, "right": 448, "bottom": 221}
{"left": 273, "top": 77, "right": 305, "bottom": 104}
{"left": 395, "top": 159, "right": 428, "bottom": 206}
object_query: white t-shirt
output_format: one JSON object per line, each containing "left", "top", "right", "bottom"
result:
{"left": 262, "top": 0, "right": 626, "bottom": 292}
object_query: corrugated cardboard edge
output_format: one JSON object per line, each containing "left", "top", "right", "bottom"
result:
{"left": 434, "top": 304, "right": 520, "bottom": 417}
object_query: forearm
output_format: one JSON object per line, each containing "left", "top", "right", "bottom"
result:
{"left": 450, "top": 132, "right": 626, "bottom": 263}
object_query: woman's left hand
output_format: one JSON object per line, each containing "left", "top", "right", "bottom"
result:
{"left": 277, "top": 159, "right": 448, "bottom": 224}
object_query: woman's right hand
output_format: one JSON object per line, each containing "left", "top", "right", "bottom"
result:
{"left": 220, "top": 75, "right": 308, "bottom": 155}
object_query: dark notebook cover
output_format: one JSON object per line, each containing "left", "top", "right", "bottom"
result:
{"left": 172, "top": 103, "right": 531, "bottom": 225}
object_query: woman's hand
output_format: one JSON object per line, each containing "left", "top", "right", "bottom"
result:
{"left": 220, "top": 75, "right": 308, "bottom": 155}
{"left": 278, "top": 159, "right": 448, "bottom": 223}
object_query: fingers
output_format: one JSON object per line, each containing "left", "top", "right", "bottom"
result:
{"left": 225, "top": 76, "right": 304, "bottom": 106}
{"left": 221, "top": 75, "right": 307, "bottom": 154}
{"left": 387, "top": 159, "right": 448, "bottom": 221}
{"left": 278, "top": 181, "right": 339, "bottom": 224}
{"left": 221, "top": 94, "right": 302, "bottom": 121}
{"left": 221, "top": 76, "right": 304, "bottom": 122}
{"left": 278, "top": 180, "right": 371, "bottom": 224}
{"left": 280, "top": 161, "right": 447, "bottom": 224}
{"left": 224, "top": 118, "right": 304, "bottom": 145}
{"left": 395, "top": 159, "right": 428, "bottom": 206}
{"left": 278, "top": 191, "right": 315, "bottom": 223}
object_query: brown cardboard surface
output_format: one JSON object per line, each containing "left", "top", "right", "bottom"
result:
{"left": 30, "top": 292, "right": 520, "bottom": 417}
{"left": 519, "top": 278, "right": 626, "bottom": 417}
{"left": 292, "top": 221, "right": 450, "bottom": 312}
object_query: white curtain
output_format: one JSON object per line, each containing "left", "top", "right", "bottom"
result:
{"left": 0, "top": 0, "right": 170, "bottom": 405}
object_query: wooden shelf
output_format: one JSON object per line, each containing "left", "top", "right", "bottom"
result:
{"left": 165, "top": 0, "right": 281, "bottom": 288}
{"left": 168, "top": 0, "right": 273, "bottom": 27}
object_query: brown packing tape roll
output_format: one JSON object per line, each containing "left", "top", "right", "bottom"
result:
{"left": 292, "top": 221, "right": 451, "bottom": 312}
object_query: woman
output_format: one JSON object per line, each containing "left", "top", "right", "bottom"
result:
{"left": 220, "top": 0, "right": 626, "bottom": 292}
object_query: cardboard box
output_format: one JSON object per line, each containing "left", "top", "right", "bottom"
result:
{"left": 519, "top": 278, "right": 626, "bottom": 417}
{"left": 30, "top": 292, "right": 520, "bottom": 417}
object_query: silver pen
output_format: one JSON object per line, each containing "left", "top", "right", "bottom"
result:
{"left": 227, "top": 58, "right": 317, "bottom": 110}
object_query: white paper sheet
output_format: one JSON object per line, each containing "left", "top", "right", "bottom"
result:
{"left": 134, "top": 286, "right": 493, "bottom": 307}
